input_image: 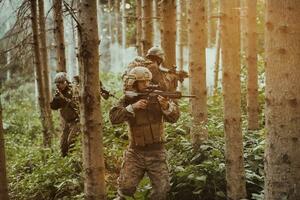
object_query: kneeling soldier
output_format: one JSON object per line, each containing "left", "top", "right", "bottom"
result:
{"left": 109, "top": 67, "right": 180, "bottom": 200}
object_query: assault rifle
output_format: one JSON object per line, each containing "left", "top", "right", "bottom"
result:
{"left": 99, "top": 81, "right": 117, "bottom": 99}
{"left": 159, "top": 66, "right": 189, "bottom": 83}
{"left": 125, "top": 89, "right": 196, "bottom": 103}
{"left": 73, "top": 75, "right": 116, "bottom": 100}
{"left": 100, "top": 86, "right": 117, "bottom": 100}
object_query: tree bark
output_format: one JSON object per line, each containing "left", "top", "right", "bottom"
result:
{"left": 53, "top": 0, "right": 66, "bottom": 72}
{"left": 141, "top": 0, "right": 153, "bottom": 55}
{"left": 187, "top": 0, "right": 208, "bottom": 148}
{"left": 160, "top": 0, "right": 176, "bottom": 67}
{"left": 108, "top": 0, "right": 113, "bottom": 45}
{"left": 0, "top": 98, "right": 9, "bottom": 200}
{"left": 71, "top": 14, "right": 79, "bottom": 76}
{"left": 206, "top": 0, "right": 214, "bottom": 47}
{"left": 6, "top": 50, "right": 11, "bottom": 81}
{"left": 114, "top": 0, "right": 121, "bottom": 44}
{"left": 152, "top": 0, "right": 160, "bottom": 46}
{"left": 136, "top": 0, "right": 142, "bottom": 55}
{"left": 78, "top": 0, "right": 106, "bottom": 199}
{"left": 121, "top": 0, "right": 126, "bottom": 67}
{"left": 177, "top": 0, "right": 186, "bottom": 91}
{"left": 264, "top": 1, "right": 300, "bottom": 199}
{"left": 38, "top": 0, "right": 54, "bottom": 144}
{"left": 30, "top": 0, "right": 52, "bottom": 148}
{"left": 213, "top": 2, "right": 221, "bottom": 96}
{"left": 240, "top": 0, "right": 247, "bottom": 54}
{"left": 220, "top": 0, "right": 247, "bottom": 199}
{"left": 246, "top": 0, "right": 259, "bottom": 130}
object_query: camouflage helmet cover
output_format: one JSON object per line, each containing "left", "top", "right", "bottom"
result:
{"left": 125, "top": 66, "right": 152, "bottom": 86}
{"left": 54, "top": 72, "right": 68, "bottom": 83}
{"left": 133, "top": 56, "right": 146, "bottom": 63}
{"left": 146, "top": 46, "right": 165, "bottom": 61}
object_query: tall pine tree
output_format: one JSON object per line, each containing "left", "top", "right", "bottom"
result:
{"left": 78, "top": 0, "right": 106, "bottom": 199}
{"left": 264, "top": 1, "right": 300, "bottom": 199}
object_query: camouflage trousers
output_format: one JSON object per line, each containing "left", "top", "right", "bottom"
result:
{"left": 116, "top": 147, "right": 170, "bottom": 200}
{"left": 60, "top": 120, "right": 81, "bottom": 157}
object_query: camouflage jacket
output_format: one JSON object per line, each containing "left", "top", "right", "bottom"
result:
{"left": 124, "top": 59, "right": 179, "bottom": 92}
{"left": 50, "top": 84, "right": 79, "bottom": 123}
{"left": 146, "top": 61, "right": 178, "bottom": 92}
{"left": 109, "top": 95, "right": 180, "bottom": 146}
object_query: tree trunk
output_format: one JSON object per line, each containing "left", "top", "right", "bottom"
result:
{"left": 6, "top": 50, "right": 11, "bottom": 81}
{"left": 246, "top": 0, "right": 259, "bottom": 130}
{"left": 71, "top": 15, "right": 79, "bottom": 76}
{"left": 0, "top": 99, "right": 9, "bottom": 200}
{"left": 53, "top": 0, "right": 66, "bottom": 72}
{"left": 108, "top": 0, "right": 113, "bottom": 45}
{"left": 177, "top": 0, "right": 186, "bottom": 91}
{"left": 38, "top": 0, "right": 54, "bottom": 144}
{"left": 78, "top": 0, "right": 106, "bottom": 199}
{"left": 114, "top": 0, "right": 121, "bottom": 44}
{"left": 141, "top": 0, "right": 153, "bottom": 55}
{"left": 187, "top": 0, "right": 208, "bottom": 148}
{"left": 206, "top": 0, "right": 214, "bottom": 47}
{"left": 240, "top": 0, "right": 247, "bottom": 54}
{"left": 30, "top": 0, "right": 52, "bottom": 148}
{"left": 213, "top": 2, "right": 221, "bottom": 96}
{"left": 264, "top": 1, "right": 300, "bottom": 199}
{"left": 107, "top": 0, "right": 115, "bottom": 45}
{"left": 152, "top": 0, "right": 160, "bottom": 46}
{"left": 121, "top": 0, "right": 126, "bottom": 67}
{"left": 160, "top": 0, "right": 176, "bottom": 67}
{"left": 6, "top": 70, "right": 11, "bottom": 81}
{"left": 220, "top": 0, "right": 247, "bottom": 199}
{"left": 136, "top": 0, "right": 142, "bottom": 55}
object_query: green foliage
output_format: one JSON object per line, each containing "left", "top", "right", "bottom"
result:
{"left": 7, "top": 141, "right": 84, "bottom": 200}
{"left": 2, "top": 83, "right": 84, "bottom": 200}
{"left": 163, "top": 99, "right": 225, "bottom": 200}
{"left": 2, "top": 73, "right": 265, "bottom": 200}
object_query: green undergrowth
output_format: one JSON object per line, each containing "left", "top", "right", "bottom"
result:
{"left": 1, "top": 73, "right": 264, "bottom": 200}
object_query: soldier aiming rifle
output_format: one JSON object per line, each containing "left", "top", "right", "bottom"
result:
{"left": 110, "top": 66, "right": 180, "bottom": 200}
{"left": 50, "top": 72, "right": 80, "bottom": 157}
{"left": 124, "top": 46, "right": 189, "bottom": 92}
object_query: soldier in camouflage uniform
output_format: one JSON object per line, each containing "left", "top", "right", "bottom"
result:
{"left": 50, "top": 72, "right": 80, "bottom": 157}
{"left": 144, "top": 46, "right": 181, "bottom": 92}
{"left": 123, "top": 47, "right": 181, "bottom": 92}
{"left": 122, "top": 56, "right": 150, "bottom": 91}
{"left": 110, "top": 67, "right": 180, "bottom": 200}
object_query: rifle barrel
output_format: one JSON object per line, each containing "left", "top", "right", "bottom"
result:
{"left": 181, "top": 95, "right": 196, "bottom": 98}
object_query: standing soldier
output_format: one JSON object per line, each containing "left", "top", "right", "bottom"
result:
{"left": 124, "top": 46, "right": 188, "bottom": 92}
{"left": 50, "top": 72, "right": 80, "bottom": 157}
{"left": 145, "top": 46, "right": 188, "bottom": 92}
{"left": 144, "top": 46, "right": 173, "bottom": 91}
{"left": 110, "top": 66, "right": 180, "bottom": 200}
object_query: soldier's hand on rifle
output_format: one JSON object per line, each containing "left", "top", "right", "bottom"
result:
{"left": 132, "top": 99, "right": 148, "bottom": 110}
{"left": 55, "top": 89, "right": 64, "bottom": 99}
{"left": 157, "top": 95, "right": 169, "bottom": 110}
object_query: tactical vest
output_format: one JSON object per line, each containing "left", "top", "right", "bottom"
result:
{"left": 126, "top": 97, "right": 165, "bottom": 146}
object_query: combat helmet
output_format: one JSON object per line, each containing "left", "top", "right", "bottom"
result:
{"left": 146, "top": 46, "right": 165, "bottom": 61}
{"left": 54, "top": 72, "right": 68, "bottom": 83}
{"left": 124, "top": 66, "right": 152, "bottom": 88}
{"left": 126, "top": 56, "right": 146, "bottom": 70}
